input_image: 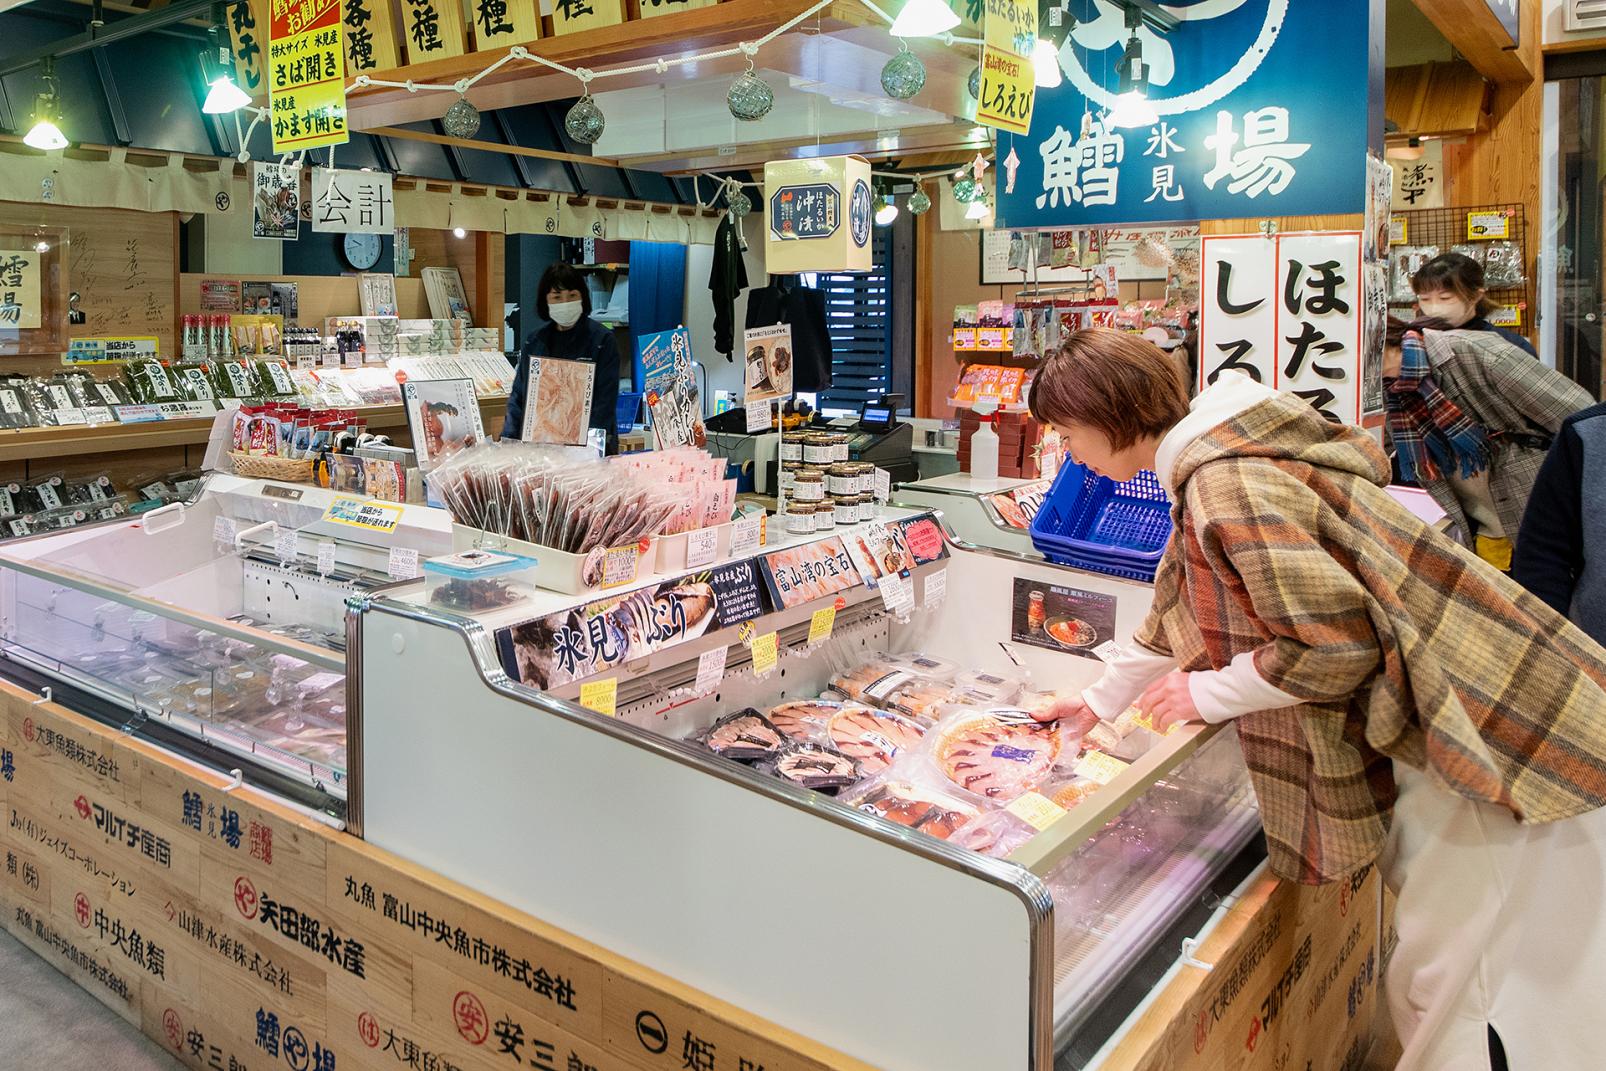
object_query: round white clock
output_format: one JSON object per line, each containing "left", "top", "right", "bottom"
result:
{"left": 343, "top": 232, "right": 383, "bottom": 270}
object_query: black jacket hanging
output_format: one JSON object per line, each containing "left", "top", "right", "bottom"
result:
{"left": 745, "top": 275, "right": 833, "bottom": 393}
{"left": 708, "top": 214, "right": 749, "bottom": 359}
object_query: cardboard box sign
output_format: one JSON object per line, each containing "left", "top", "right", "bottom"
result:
{"left": 764, "top": 156, "right": 875, "bottom": 274}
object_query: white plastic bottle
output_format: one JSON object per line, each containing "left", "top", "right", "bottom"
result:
{"left": 970, "top": 397, "right": 1000, "bottom": 481}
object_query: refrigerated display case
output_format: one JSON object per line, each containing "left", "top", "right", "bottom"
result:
{"left": 348, "top": 511, "right": 1263, "bottom": 1070}
{"left": 894, "top": 474, "right": 1050, "bottom": 555}
{"left": 0, "top": 474, "right": 452, "bottom": 816}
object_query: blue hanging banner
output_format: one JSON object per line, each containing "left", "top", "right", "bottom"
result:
{"left": 997, "top": 0, "right": 1382, "bottom": 229}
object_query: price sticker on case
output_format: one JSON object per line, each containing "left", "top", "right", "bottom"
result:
{"left": 317, "top": 541, "right": 337, "bottom": 576}
{"left": 694, "top": 646, "right": 728, "bottom": 697}
{"left": 387, "top": 546, "right": 420, "bottom": 580}
{"left": 923, "top": 569, "right": 948, "bottom": 607}
{"left": 686, "top": 527, "right": 720, "bottom": 569}
{"left": 213, "top": 516, "right": 237, "bottom": 546}
{"left": 579, "top": 678, "right": 618, "bottom": 716}
{"left": 745, "top": 399, "right": 773, "bottom": 433}
{"left": 751, "top": 631, "right": 779, "bottom": 677}
{"left": 275, "top": 528, "right": 298, "bottom": 563}
{"left": 808, "top": 606, "right": 836, "bottom": 646}
{"left": 879, "top": 573, "right": 915, "bottom": 614}
{"left": 1006, "top": 791, "right": 1068, "bottom": 832}
{"left": 731, "top": 513, "right": 763, "bottom": 556}
{"left": 1074, "top": 750, "right": 1131, "bottom": 785}
{"left": 600, "top": 544, "right": 640, "bottom": 589}
{"left": 1093, "top": 640, "right": 1122, "bottom": 663}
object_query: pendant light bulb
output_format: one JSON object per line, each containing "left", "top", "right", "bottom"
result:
{"left": 1106, "top": 31, "right": 1157, "bottom": 128}
{"left": 203, "top": 73, "right": 252, "bottom": 115}
{"left": 25, "top": 57, "right": 67, "bottom": 151}
{"left": 452, "top": 226, "right": 467, "bottom": 239}
{"left": 201, "top": 14, "right": 250, "bottom": 114}
{"left": 1031, "top": 38, "right": 1062, "bottom": 89}
{"left": 889, "top": 0, "right": 959, "bottom": 38}
{"left": 874, "top": 195, "right": 899, "bottom": 226}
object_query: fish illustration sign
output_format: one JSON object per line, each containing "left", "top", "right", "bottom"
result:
{"left": 997, "top": 0, "right": 1384, "bottom": 228}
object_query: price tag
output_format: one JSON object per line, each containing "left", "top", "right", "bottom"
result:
{"left": 387, "top": 546, "right": 421, "bottom": 580}
{"left": 1006, "top": 791, "right": 1068, "bottom": 831}
{"left": 1074, "top": 750, "right": 1131, "bottom": 785}
{"left": 578, "top": 678, "right": 618, "bottom": 716}
{"left": 686, "top": 527, "right": 720, "bottom": 569}
{"left": 275, "top": 528, "right": 298, "bottom": 563}
{"left": 808, "top": 606, "right": 836, "bottom": 646}
{"left": 879, "top": 573, "right": 915, "bottom": 614}
{"left": 599, "top": 544, "right": 640, "bottom": 589}
{"left": 53, "top": 408, "right": 85, "bottom": 426}
{"left": 1093, "top": 640, "right": 1122, "bottom": 663}
{"left": 873, "top": 467, "right": 891, "bottom": 501}
{"left": 923, "top": 569, "right": 948, "bottom": 607}
{"left": 213, "top": 516, "right": 237, "bottom": 546}
{"left": 731, "top": 513, "right": 763, "bottom": 556}
{"left": 745, "top": 400, "right": 772, "bottom": 433}
{"left": 82, "top": 406, "right": 113, "bottom": 425}
{"left": 751, "top": 631, "right": 778, "bottom": 677}
{"left": 694, "top": 646, "right": 728, "bottom": 697}
{"left": 317, "top": 541, "right": 337, "bottom": 576}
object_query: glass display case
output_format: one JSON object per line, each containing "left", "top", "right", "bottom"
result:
{"left": 0, "top": 474, "right": 452, "bottom": 815}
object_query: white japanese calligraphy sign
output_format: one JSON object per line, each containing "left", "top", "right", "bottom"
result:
{"left": 1199, "top": 231, "right": 1364, "bottom": 426}
{"left": 0, "top": 250, "right": 42, "bottom": 330}
{"left": 1389, "top": 140, "right": 1444, "bottom": 211}
{"left": 311, "top": 168, "right": 395, "bottom": 234}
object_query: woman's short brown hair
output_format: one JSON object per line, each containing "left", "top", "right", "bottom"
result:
{"left": 1028, "top": 329, "right": 1191, "bottom": 450}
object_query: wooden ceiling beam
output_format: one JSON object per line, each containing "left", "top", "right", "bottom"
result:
{"left": 1410, "top": 0, "right": 1534, "bottom": 85}
{"left": 366, "top": 125, "right": 622, "bottom": 169}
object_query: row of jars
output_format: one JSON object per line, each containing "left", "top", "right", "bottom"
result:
{"left": 780, "top": 430, "right": 852, "bottom": 465}
{"left": 784, "top": 495, "right": 876, "bottom": 533}
{"left": 782, "top": 461, "right": 876, "bottom": 501}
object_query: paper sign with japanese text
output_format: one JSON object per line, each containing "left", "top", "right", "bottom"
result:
{"left": 311, "top": 168, "right": 394, "bottom": 234}
{"left": 250, "top": 162, "right": 301, "bottom": 241}
{"left": 998, "top": 0, "right": 1380, "bottom": 227}
{"left": 64, "top": 337, "right": 160, "bottom": 365}
{"left": 228, "top": 0, "right": 271, "bottom": 98}
{"left": 750, "top": 631, "right": 778, "bottom": 677}
{"left": 341, "top": 0, "right": 399, "bottom": 72}
{"left": 0, "top": 249, "right": 43, "bottom": 329}
{"left": 399, "top": 0, "right": 466, "bottom": 61}
{"left": 638, "top": 327, "right": 706, "bottom": 450}
{"left": 976, "top": 45, "right": 1035, "bottom": 136}
{"left": 468, "top": 0, "right": 540, "bottom": 51}
{"left": 547, "top": 0, "right": 624, "bottom": 37}
{"left": 268, "top": 0, "right": 348, "bottom": 154}
{"left": 759, "top": 537, "right": 860, "bottom": 610}
{"left": 578, "top": 678, "right": 617, "bottom": 716}
{"left": 321, "top": 496, "right": 403, "bottom": 532}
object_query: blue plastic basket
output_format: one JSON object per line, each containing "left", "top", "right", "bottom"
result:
{"left": 616, "top": 392, "right": 644, "bottom": 435}
{"left": 1029, "top": 462, "right": 1174, "bottom": 581}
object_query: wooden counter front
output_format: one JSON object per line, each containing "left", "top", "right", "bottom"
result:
{"left": 0, "top": 679, "right": 871, "bottom": 1071}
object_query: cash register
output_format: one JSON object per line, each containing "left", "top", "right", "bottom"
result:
{"left": 837, "top": 396, "right": 917, "bottom": 481}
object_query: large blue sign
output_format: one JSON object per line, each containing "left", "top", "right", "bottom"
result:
{"left": 997, "top": 0, "right": 1382, "bottom": 229}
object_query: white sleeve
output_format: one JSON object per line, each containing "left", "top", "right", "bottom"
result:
{"left": 1186, "top": 650, "right": 1304, "bottom": 724}
{"left": 1082, "top": 642, "right": 1176, "bottom": 720}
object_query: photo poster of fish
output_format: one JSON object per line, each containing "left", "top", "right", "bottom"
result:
{"left": 521, "top": 356, "right": 595, "bottom": 446}
{"left": 1010, "top": 578, "right": 1116, "bottom": 661}
{"left": 497, "top": 570, "right": 731, "bottom": 690}
{"left": 402, "top": 376, "right": 482, "bottom": 473}
{"left": 760, "top": 536, "right": 862, "bottom": 610}
{"left": 638, "top": 327, "right": 707, "bottom": 450}
{"left": 742, "top": 322, "right": 794, "bottom": 405}
{"left": 842, "top": 521, "right": 917, "bottom": 589}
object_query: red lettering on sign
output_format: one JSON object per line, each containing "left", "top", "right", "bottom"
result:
{"left": 358, "top": 1011, "right": 380, "bottom": 1048}
{"left": 163, "top": 1009, "right": 183, "bottom": 1050}
{"left": 74, "top": 893, "right": 91, "bottom": 928}
{"left": 234, "top": 876, "right": 260, "bottom": 921}
{"left": 453, "top": 991, "right": 489, "bottom": 1045}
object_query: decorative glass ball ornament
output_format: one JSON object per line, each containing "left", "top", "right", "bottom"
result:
{"left": 908, "top": 188, "right": 932, "bottom": 215}
{"left": 952, "top": 176, "right": 978, "bottom": 203}
{"left": 728, "top": 71, "right": 774, "bottom": 122}
{"left": 443, "top": 96, "right": 480, "bottom": 139}
{"left": 968, "top": 65, "right": 981, "bottom": 100}
{"left": 881, "top": 46, "right": 926, "bottom": 100}
{"left": 564, "top": 94, "right": 606, "bottom": 145}
{"left": 728, "top": 187, "right": 752, "bottom": 218}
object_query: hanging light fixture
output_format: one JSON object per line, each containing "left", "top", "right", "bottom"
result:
{"left": 875, "top": 193, "right": 899, "bottom": 226}
{"left": 452, "top": 227, "right": 468, "bottom": 239}
{"left": 967, "top": 64, "right": 981, "bottom": 101}
{"left": 443, "top": 95, "right": 481, "bottom": 139}
{"left": 201, "top": 6, "right": 251, "bottom": 115}
{"left": 889, "top": 0, "right": 959, "bottom": 38}
{"left": 1105, "top": 5, "right": 1159, "bottom": 128}
{"left": 24, "top": 58, "right": 68, "bottom": 151}
{"left": 1031, "top": 38, "right": 1062, "bottom": 89}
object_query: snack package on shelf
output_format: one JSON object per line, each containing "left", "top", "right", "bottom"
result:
{"left": 0, "top": 378, "right": 40, "bottom": 428}
{"left": 27, "top": 377, "right": 83, "bottom": 425}
{"left": 59, "top": 371, "right": 132, "bottom": 410}
{"left": 211, "top": 359, "right": 258, "bottom": 400}
{"left": 1390, "top": 245, "right": 1440, "bottom": 303}
{"left": 124, "top": 359, "right": 181, "bottom": 403}
{"left": 174, "top": 364, "right": 219, "bottom": 402}
{"left": 1482, "top": 240, "right": 1527, "bottom": 289}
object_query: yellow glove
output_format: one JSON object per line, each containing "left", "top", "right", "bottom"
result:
{"left": 1475, "top": 534, "right": 1513, "bottom": 572}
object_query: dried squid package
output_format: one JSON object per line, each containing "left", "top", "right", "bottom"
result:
{"left": 1481, "top": 241, "right": 1526, "bottom": 290}
{"left": 1390, "top": 246, "right": 1439, "bottom": 303}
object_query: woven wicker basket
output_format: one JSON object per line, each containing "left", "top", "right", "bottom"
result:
{"left": 228, "top": 452, "right": 316, "bottom": 483}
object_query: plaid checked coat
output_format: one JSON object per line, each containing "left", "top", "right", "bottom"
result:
{"left": 1410, "top": 328, "right": 1594, "bottom": 548}
{"left": 1137, "top": 392, "right": 1606, "bottom": 884}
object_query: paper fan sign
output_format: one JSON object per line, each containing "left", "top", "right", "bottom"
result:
{"left": 638, "top": 327, "right": 707, "bottom": 449}
{"left": 743, "top": 322, "right": 794, "bottom": 404}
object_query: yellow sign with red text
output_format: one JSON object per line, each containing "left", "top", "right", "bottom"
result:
{"left": 269, "top": 0, "right": 349, "bottom": 153}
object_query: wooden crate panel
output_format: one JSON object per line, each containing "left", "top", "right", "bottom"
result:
{"left": 4, "top": 691, "right": 139, "bottom": 803}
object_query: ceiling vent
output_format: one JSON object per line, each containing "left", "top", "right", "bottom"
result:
{"left": 1565, "top": 0, "right": 1606, "bottom": 32}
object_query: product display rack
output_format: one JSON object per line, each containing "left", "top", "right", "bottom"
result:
{"left": 1388, "top": 201, "right": 1532, "bottom": 326}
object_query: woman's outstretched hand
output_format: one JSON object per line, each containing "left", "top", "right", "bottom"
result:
{"left": 1031, "top": 693, "right": 1101, "bottom": 735}
{"left": 1138, "top": 671, "right": 1201, "bottom": 732}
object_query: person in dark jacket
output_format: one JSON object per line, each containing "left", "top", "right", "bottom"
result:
{"left": 502, "top": 263, "right": 619, "bottom": 454}
{"left": 745, "top": 274, "right": 833, "bottom": 393}
{"left": 1513, "top": 400, "right": 1606, "bottom": 643}
{"left": 1412, "top": 252, "right": 1537, "bottom": 358}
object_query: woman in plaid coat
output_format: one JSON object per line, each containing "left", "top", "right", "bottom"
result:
{"left": 1030, "top": 330, "right": 1606, "bottom": 1071}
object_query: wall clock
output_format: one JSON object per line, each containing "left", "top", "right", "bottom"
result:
{"left": 343, "top": 232, "right": 383, "bottom": 271}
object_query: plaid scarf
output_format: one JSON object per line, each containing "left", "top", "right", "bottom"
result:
{"left": 1385, "top": 330, "right": 1490, "bottom": 482}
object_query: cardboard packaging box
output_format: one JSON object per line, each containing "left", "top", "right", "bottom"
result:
{"left": 764, "top": 156, "right": 874, "bottom": 274}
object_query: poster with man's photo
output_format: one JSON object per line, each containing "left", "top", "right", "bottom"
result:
{"left": 402, "top": 377, "right": 482, "bottom": 472}
{"left": 251, "top": 162, "right": 301, "bottom": 241}
{"left": 1010, "top": 578, "right": 1116, "bottom": 661}
{"left": 743, "top": 322, "right": 794, "bottom": 404}
{"left": 638, "top": 327, "right": 706, "bottom": 449}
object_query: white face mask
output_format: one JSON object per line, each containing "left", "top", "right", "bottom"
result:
{"left": 549, "top": 300, "right": 584, "bottom": 328}
{"left": 1417, "top": 297, "right": 1475, "bottom": 327}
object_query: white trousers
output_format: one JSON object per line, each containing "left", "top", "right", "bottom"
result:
{"left": 1379, "top": 764, "right": 1606, "bottom": 1070}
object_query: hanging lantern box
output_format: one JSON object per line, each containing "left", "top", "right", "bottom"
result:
{"left": 763, "top": 155, "right": 874, "bottom": 274}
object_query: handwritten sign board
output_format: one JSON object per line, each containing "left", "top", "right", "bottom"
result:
{"left": 0, "top": 249, "right": 43, "bottom": 329}
{"left": 342, "top": 0, "right": 400, "bottom": 72}
{"left": 268, "top": 0, "right": 348, "bottom": 154}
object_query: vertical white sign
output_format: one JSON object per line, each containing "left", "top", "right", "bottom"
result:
{"left": 1198, "top": 235, "right": 1277, "bottom": 391}
{"left": 1277, "top": 232, "right": 1363, "bottom": 425}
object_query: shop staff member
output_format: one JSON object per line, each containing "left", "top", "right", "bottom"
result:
{"left": 1382, "top": 317, "right": 1591, "bottom": 570}
{"left": 502, "top": 263, "right": 619, "bottom": 454}
{"left": 1030, "top": 329, "right": 1606, "bottom": 1071}
{"left": 1412, "top": 252, "right": 1536, "bottom": 356}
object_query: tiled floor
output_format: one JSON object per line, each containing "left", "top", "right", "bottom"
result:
{"left": 0, "top": 925, "right": 181, "bottom": 1070}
